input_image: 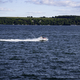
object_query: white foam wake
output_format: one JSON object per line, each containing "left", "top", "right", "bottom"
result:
{"left": 0, "top": 38, "right": 40, "bottom": 42}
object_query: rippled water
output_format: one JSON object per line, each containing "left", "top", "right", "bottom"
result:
{"left": 0, "top": 25, "right": 80, "bottom": 80}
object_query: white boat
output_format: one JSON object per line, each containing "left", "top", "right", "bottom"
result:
{"left": 38, "top": 37, "right": 48, "bottom": 41}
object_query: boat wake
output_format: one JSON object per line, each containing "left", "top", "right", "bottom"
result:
{"left": 0, "top": 37, "right": 48, "bottom": 42}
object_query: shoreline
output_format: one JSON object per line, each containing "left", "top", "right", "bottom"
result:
{"left": 0, "top": 16, "right": 80, "bottom": 25}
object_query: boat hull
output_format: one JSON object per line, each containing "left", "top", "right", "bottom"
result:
{"left": 38, "top": 37, "right": 48, "bottom": 41}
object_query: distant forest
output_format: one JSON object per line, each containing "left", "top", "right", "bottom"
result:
{"left": 0, "top": 15, "right": 80, "bottom": 25}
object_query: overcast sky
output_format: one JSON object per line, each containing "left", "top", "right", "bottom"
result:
{"left": 0, "top": 0, "right": 80, "bottom": 17}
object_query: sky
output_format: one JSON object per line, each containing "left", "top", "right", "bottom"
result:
{"left": 0, "top": 0, "right": 80, "bottom": 17}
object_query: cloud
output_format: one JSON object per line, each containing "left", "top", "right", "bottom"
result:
{"left": 25, "top": 0, "right": 80, "bottom": 7}
{"left": 0, "top": 7, "right": 14, "bottom": 11}
{"left": 54, "top": 8, "right": 80, "bottom": 16}
{"left": 25, "top": 0, "right": 55, "bottom": 5}
{"left": 26, "top": 11, "right": 45, "bottom": 16}
{"left": 27, "top": 11, "right": 44, "bottom": 15}
{"left": 58, "top": 0, "right": 80, "bottom": 7}
{"left": 0, "top": 0, "right": 12, "bottom": 3}
{"left": 27, "top": 11, "right": 44, "bottom": 14}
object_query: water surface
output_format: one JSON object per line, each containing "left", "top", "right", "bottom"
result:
{"left": 0, "top": 25, "right": 80, "bottom": 80}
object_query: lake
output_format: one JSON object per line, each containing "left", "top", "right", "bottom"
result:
{"left": 0, "top": 25, "right": 80, "bottom": 80}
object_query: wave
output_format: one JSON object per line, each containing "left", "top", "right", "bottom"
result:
{"left": 0, "top": 38, "right": 40, "bottom": 42}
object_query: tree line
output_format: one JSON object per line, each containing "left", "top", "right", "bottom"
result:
{"left": 0, "top": 15, "right": 80, "bottom": 25}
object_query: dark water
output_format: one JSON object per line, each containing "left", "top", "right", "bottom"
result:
{"left": 0, "top": 25, "right": 80, "bottom": 80}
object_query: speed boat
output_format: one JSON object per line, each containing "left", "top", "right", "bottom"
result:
{"left": 38, "top": 37, "right": 48, "bottom": 41}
